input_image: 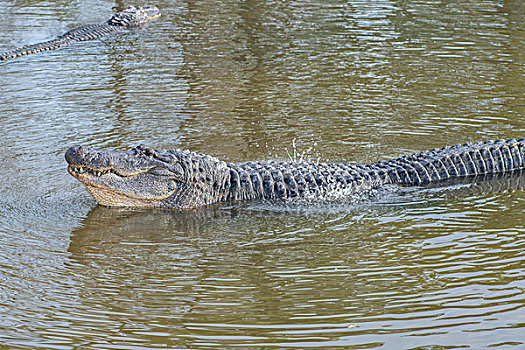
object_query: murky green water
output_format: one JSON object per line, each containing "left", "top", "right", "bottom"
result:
{"left": 0, "top": 0, "right": 524, "bottom": 348}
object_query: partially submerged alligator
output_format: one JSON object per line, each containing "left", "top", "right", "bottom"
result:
{"left": 0, "top": 5, "right": 160, "bottom": 61}
{"left": 65, "top": 138, "right": 525, "bottom": 209}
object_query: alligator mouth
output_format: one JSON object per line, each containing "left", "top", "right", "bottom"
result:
{"left": 67, "top": 164, "right": 174, "bottom": 207}
{"left": 67, "top": 164, "right": 156, "bottom": 179}
{"left": 67, "top": 164, "right": 133, "bottom": 195}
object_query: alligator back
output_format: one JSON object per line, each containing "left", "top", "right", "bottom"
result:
{"left": 374, "top": 138, "right": 525, "bottom": 185}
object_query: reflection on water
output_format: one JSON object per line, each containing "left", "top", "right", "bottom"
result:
{"left": 0, "top": 0, "right": 524, "bottom": 348}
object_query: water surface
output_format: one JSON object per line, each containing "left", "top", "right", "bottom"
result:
{"left": 0, "top": 0, "right": 524, "bottom": 348}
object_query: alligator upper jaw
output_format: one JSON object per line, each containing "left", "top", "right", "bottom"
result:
{"left": 65, "top": 145, "right": 156, "bottom": 177}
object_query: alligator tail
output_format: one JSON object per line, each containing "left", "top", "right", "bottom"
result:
{"left": 373, "top": 138, "right": 525, "bottom": 185}
{"left": 0, "top": 24, "right": 117, "bottom": 61}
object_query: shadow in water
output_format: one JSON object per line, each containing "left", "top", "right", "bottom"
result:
{"left": 414, "top": 170, "right": 525, "bottom": 199}
{"left": 68, "top": 203, "right": 233, "bottom": 256}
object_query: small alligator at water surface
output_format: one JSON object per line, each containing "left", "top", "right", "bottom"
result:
{"left": 0, "top": 5, "right": 160, "bottom": 61}
{"left": 65, "top": 138, "right": 525, "bottom": 209}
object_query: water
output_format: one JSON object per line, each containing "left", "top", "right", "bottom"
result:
{"left": 0, "top": 0, "right": 524, "bottom": 348}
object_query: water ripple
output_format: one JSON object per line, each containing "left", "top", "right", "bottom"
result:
{"left": 1, "top": 0, "right": 524, "bottom": 348}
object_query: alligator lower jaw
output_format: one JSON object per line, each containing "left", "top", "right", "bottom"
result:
{"left": 67, "top": 166, "right": 164, "bottom": 207}
{"left": 83, "top": 184, "right": 162, "bottom": 207}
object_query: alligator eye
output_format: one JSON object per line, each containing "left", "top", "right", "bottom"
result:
{"left": 142, "top": 148, "right": 155, "bottom": 157}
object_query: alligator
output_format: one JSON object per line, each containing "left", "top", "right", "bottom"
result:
{"left": 0, "top": 5, "right": 160, "bottom": 61}
{"left": 65, "top": 138, "right": 525, "bottom": 209}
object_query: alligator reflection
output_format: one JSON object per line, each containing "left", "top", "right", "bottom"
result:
{"left": 67, "top": 203, "right": 316, "bottom": 265}
{"left": 68, "top": 204, "right": 231, "bottom": 257}
{"left": 66, "top": 204, "right": 235, "bottom": 326}
{"left": 66, "top": 204, "right": 320, "bottom": 331}
{"left": 415, "top": 171, "right": 525, "bottom": 199}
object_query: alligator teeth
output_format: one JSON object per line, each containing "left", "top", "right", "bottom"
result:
{"left": 70, "top": 166, "right": 117, "bottom": 177}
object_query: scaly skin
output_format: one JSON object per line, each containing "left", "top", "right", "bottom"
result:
{"left": 65, "top": 138, "right": 525, "bottom": 209}
{"left": 1, "top": 5, "right": 160, "bottom": 61}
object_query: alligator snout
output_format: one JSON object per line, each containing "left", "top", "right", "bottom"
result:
{"left": 65, "top": 145, "right": 84, "bottom": 165}
{"left": 65, "top": 145, "right": 112, "bottom": 169}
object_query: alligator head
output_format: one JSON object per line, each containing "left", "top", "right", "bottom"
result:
{"left": 107, "top": 5, "right": 161, "bottom": 27}
{"left": 65, "top": 145, "right": 230, "bottom": 209}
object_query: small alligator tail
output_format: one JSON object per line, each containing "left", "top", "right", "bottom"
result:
{"left": 373, "top": 138, "right": 525, "bottom": 185}
{"left": 1, "top": 24, "right": 116, "bottom": 61}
